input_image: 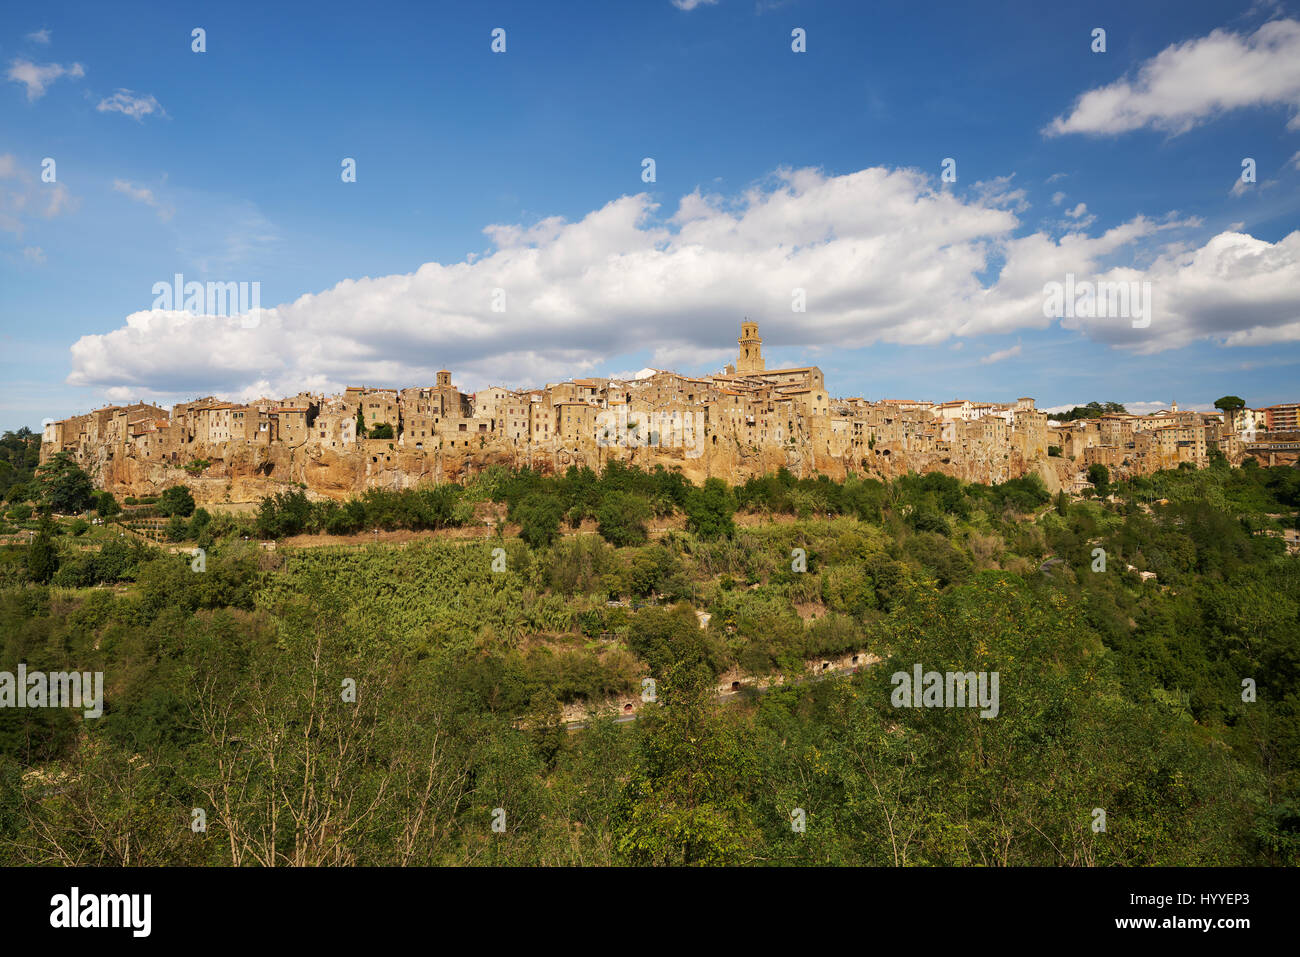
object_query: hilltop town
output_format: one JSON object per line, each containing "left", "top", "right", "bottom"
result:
{"left": 39, "top": 322, "right": 1300, "bottom": 504}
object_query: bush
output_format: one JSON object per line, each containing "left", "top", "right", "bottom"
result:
{"left": 26, "top": 519, "right": 58, "bottom": 583}
{"left": 909, "top": 506, "right": 950, "bottom": 535}
{"left": 94, "top": 491, "right": 121, "bottom": 517}
{"left": 189, "top": 508, "right": 212, "bottom": 539}
{"left": 596, "top": 492, "right": 650, "bottom": 547}
{"left": 1087, "top": 463, "right": 1110, "bottom": 494}
{"left": 93, "top": 538, "right": 135, "bottom": 582}
{"left": 515, "top": 493, "right": 565, "bottom": 549}
{"left": 684, "top": 478, "right": 736, "bottom": 541}
{"left": 51, "top": 556, "right": 96, "bottom": 588}
{"left": 324, "top": 500, "right": 367, "bottom": 536}
{"left": 8, "top": 504, "right": 32, "bottom": 522}
{"left": 164, "top": 515, "right": 189, "bottom": 542}
{"left": 256, "top": 489, "right": 312, "bottom": 538}
{"left": 158, "top": 485, "right": 197, "bottom": 518}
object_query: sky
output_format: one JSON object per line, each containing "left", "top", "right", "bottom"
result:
{"left": 2, "top": 0, "right": 1299, "bottom": 432}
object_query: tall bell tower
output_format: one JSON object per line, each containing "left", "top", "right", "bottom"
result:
{"left": 737, "top": 320, "right": 765, "bottom": 373}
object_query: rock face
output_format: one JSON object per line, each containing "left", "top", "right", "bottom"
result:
{"left": 90, "top": 434, "right": 1058, "bottom": 504}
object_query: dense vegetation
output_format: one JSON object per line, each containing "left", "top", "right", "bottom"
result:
{"left": 0, "top": 453, "right": 1297, "bottom": 865}
{"left": 0, "top": 429, "right": 40, "bottom": 503}
{"left": 1050, "top": 401, "right": 1128, "bottom": 422}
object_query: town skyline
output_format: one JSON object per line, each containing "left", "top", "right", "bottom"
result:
{"left": 40, "top": 320, "right": 1298, "bottom": 509}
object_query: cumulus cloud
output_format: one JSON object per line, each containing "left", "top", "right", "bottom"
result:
{"left": 26, "top": 29, "right": 51, "bottom": 45}
{"left": 1057, "top": 201, "right": 1096, "bottom": 229}
{"left": 6, "top": 58, "right": 84, "bottom": 100}
{"left": 96, "top": 89, "right": 164, "bottom": 120}
{"left": 64, "top": 165, "right": 1300, "bottom": 401}
{"left": 1047, "top": 19, "right": 1300, "bottom": 136}
{"left": 970, "top": 175, "right": 1028, "bottom": 213}
{"left": 979, "top": 344, "right": 1021, "bottom": 364}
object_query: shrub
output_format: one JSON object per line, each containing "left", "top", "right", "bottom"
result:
{"left": 158, "top": 485, "right": 197, "bottom": 518}
{"left": 165, "top": 515, "right": 189, "bottom": 542}
{"left": 26, "top": 519, "right": 58, "bottom": 583}
{"left": 515, "top": 493, "right": 565, "bottom": 549}
{"left": 596, "top": 492, "right": 650, "bottom": 547}
{"left": 684, "top": 478, "right": 736, "bottom": 541}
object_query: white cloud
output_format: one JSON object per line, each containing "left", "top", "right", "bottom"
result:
{"left": 606, "top": 368, "right": 660, "bottom": 382}
{"left": 1051, "top": 191, "right": 1066, "bottom": 206}
{"left": 970, "top": 174, "right": 1028, "bottom": 213}
{"left": 0, "top": 153, "right": 79, "bottom": 237}
{"left": 672, "top": 0, "right": 718, "bottom": 9}
{"left": 96, "top": 89, "right": 164, "bottom": 120}
{"left": 42, "top": 182, "right": 76, "bottom": 217}
{"left": 1047, "top": 19, "right": 1300, "bottom": 136}
{"left": 26, "top": 29, "right": 51, "bottom": 45}
{"left": 22, "top": 245, "right": 45, "bottom": 264}
{"left": 1057, "top": 201, "right": 1096, "bottom": 229}
{"left": 6, "top": 58, "right": 84, "bottom": 100}
{"left": 112, "top": 178, "right": 174, "bottom": 221}
{"left": 1041, "top": 400, "right": 1212, "bottom": 415}
{"left": 1124, "top": 400, "right": 1214, "bottom": 415}
{"left": 979, "top": 344, "right": 1021, "bottom": 364}
{"left": 64, "top": 165, "right": 1300, "bottom": 400}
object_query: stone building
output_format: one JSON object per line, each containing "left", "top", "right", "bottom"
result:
{"left": 45, "top": 319, "right": 1263, "bottom": 498}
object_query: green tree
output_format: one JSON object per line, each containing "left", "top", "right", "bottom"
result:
{"left": 515, "top": 493, "right": 564, "bottom": 549}
{"left": 1214, "top": 396, "right": 1246, "bottom": 411}
{"left": 1087, "top": 463, "right": 1110, "bottom": 494}
{"left": 93, "top": 491, "right": 121, "bottom": 517}
{"left": 596, "top": 492, "right": 650, "bottom": 547}
{"left": 684, "top": 477, "right": 736, "bottom": 540}
{"left": 34, "top": 453, "right": 94, "bottom": 514}
{"left": 615, "top": 608, "right": 755, "bottom": 865}
{"left": 157, "top": 484, "right": 196, "bottom": 517}
{"left": 164, "top": 514, "right": 188, "bottom": 542}
{"left": 26, "top": 516, "right": 59, "bottom": 583}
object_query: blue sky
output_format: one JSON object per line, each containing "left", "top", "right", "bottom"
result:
{"left": 2, "top": 0, "right": 1299, "bottom": 431}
